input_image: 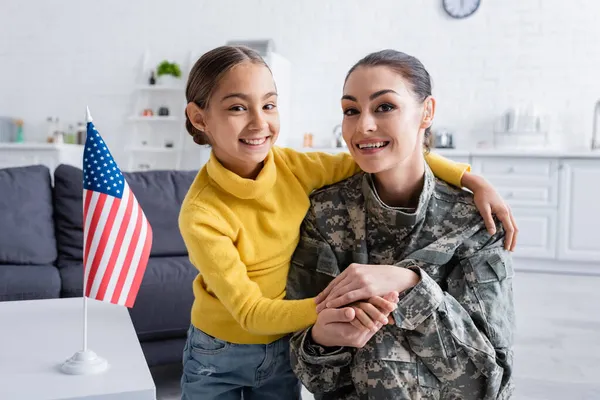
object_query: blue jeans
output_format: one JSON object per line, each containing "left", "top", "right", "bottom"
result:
{"left": 181, "top": 325, "right": 302, "bottom": 400}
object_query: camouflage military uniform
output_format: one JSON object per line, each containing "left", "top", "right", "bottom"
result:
{"left": 286, "top": 164, "right": 515, "bottom": 400}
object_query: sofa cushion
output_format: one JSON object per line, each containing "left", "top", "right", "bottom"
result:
{"left": 60, "top": 256, "right": 197, "bottom": 341}
{"left": 0, "top": 264, "right": 61, "bottom": 301}
{"left": 0, "top": 165, "right": 56, "bottom": 265}
{"left": 124, "top": 169, "right": 197, "bottom": 257}
{"left": 141, "top": 338, "right": 187, "bottom": 367}
{"left": 53, "top": 164, "right": 84, "bottom": 266}
{"left": 53, "top": 164, "right": 197, "bottom": 266}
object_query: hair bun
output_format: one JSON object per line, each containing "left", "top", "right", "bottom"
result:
{"left": 193, "top": 132, "right": 205, "bottom": 145}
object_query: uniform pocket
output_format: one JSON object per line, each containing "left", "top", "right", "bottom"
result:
{"left": 359, "top": 359, "right": 441, "bottom": 399}
{"left": 189, "top": 326, "right": 230, "bottom": 355}
{"left": 463, "top": 249, "right": 516, "bottom": 348}
{"left": 287, "top": 238, "right": 340, "bottom": 299}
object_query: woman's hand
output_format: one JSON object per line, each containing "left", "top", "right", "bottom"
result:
{"left": 315, "top": 264, "right": 419, "bottom": 312}
{"left": 347, "top": 292, "right": 398, "bottom": 332}
{"left": 311, "top": 292, "right": 398, "bottom": 348}
{"left": 461, "top": 172, "right": 518, "bottom": 251}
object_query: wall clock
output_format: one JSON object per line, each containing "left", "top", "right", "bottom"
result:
{"left": 443, "top": 0, "right": 481, "bottom": 19}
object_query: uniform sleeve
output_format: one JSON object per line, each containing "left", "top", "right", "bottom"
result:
{"left": 290, "top": 328, "right": 355, "bottom": 394}
{"left": 277, "top": 148, "right": 361, "bottom": 194}
{"left": 179, "top": 204, "right": 317, "bottom": 335}
{"left": 392, "top": 225, "right": 515, "bottom": 399}
{"left": 424, "top": 151, "right": 471, "bottom": 188}
{"left": 286, "top": 207, "right": 355, "bottom": 394}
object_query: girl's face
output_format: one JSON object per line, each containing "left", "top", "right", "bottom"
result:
{"left": 191, "top": 61, "right": 279, "bottom": 177}
{"left": 341, "top": 65, "right": 434, "bottom": 174}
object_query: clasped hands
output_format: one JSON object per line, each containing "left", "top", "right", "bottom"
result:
{"left": 310, "top": 263, "right": 420, "bottom": 348}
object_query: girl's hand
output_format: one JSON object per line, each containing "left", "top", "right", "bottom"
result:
{"left": 315, "top": 264, "right": 419, "bottom": 312}
{"left": 347, "top": 292, "right": 398, "bottom": 332}
{"left": 461, "top": 172, "right": 518, "bottom": 252}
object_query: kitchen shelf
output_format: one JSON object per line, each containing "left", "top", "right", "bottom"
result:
{"left": 127, "top": 146, "right": 179, "bottom": 153}
{"left": 127, "top": 116, "right": 181, "bottom": 122}
{"left": 134, "top": 85, "right": 183, "bottom": 92}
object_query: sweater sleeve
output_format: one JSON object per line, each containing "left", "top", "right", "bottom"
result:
{"left": 179, "top": 204, "right": 318, "bottom": 335}
{"left": 279, "top": 148, "right": 469, "bottom": 192}
{"left": 277, "top": 148, "right": 361, "bottom": 194}
{"left": 424, "top": 151, "right": 471, "bottom": 187}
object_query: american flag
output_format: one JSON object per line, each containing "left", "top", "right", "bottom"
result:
{"left": 82, "top": 120, "right": 152, "bottom": 308}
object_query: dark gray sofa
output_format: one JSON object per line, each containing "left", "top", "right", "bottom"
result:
{"left": 0, "top": 163, "right": 199, "bottom": 367}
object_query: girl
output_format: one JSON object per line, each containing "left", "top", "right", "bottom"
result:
{"left": 178, "top": 45, "right": 516, "bottom": 400}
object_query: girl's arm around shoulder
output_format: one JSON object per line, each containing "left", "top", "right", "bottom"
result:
{"left": 426, "top": 151, "right": 519, "bottom": 250}
{"left": 424, "top": 151, "right": 470, "bottom": 188}
{"left": 275, "top": 147, "right": 361, "bottom": 194}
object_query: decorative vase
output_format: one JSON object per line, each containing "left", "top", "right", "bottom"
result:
{"left": 157, "top": 75, "right": 180, "bottom": 86}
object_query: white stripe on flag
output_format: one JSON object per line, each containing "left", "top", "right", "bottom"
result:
{"left": 103, "top": 187, "right": 140, "bottom": 301}
{"left": 117, "top": 213, "right": 149, "bottom": 305}
{"left": 83, "top": 191, "right": 100, "bottom": 283}
{"left": 85, "top": 195, "right": 115, "bottom": 271}
{"left": 88, "top": 188, "right": 131, "bottom": 299}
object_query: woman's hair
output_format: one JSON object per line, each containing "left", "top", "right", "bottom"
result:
{"left": 345, "top": 49, "right": 433, "bottom": 153}
{"left": 185, "top": 45, "right": 270, "bottom": 146}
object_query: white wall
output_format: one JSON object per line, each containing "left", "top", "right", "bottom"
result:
{"left": 1, "top": 0, "right": 600, "bottom": 158}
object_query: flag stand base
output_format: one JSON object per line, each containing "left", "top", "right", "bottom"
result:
{"left": 61, "top": 350, "right": 108, "bottom": 375}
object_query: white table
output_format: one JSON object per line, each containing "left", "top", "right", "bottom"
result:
{"left": 0, "top": 298, "right": 156, "bottom": 400}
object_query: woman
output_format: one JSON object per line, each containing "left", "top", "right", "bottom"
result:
{"left": 286, "top": 50, "right": 515, "bottom": 399}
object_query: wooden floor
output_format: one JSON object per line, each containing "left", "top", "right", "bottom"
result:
{"left": 152, "top": 270, "right": 600, "bottom": 400}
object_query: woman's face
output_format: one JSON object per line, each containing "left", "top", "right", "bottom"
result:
{"left": 341, "top": 65, "right": 434, "bottom": 174}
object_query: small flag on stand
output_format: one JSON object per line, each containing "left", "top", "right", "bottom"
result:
{"left": 82, "top": 108, "right": 153, "bottom": 308}
{"left": 62, "top": 107, "right": 153, "bottom": 375}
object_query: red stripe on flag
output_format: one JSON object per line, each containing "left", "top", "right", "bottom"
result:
{"left": 111, "top": 202, "right": 144, "bottom": 304}
{"left": 125, "top": 221, "right": 153, "bottom": 307}
{"left": 96, "top": 191, "right": 134, "bottom": 300}
{"left": 84, "top": 193, "right": 107, "bottom": 272}
{"left": 85, "top": 196, "right": 122, "bottom": 297}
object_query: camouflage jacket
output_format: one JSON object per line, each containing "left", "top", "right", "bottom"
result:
{"left": 286, "top": 165, "right": 515, "bottom": 400}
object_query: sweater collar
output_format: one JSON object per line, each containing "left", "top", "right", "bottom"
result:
{"left": 206, "top": 149, "right": 277, "bottom": 200}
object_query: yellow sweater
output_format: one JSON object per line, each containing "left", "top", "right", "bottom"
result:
{"left": 178, "top": 147, "right": 469, "bottom": 344}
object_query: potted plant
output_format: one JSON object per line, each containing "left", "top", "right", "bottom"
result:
{"left": 155, "top": 60, "right": 182, "bottom": 86}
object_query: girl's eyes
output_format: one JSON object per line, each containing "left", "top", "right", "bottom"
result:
{"left": 228, "top": 104, "right": 276, "bottom": 112}
{"left": 343, "top": 108, "right": 359, "bottom": 116}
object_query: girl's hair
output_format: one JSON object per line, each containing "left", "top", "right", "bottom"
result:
{"left": 345, "top": 50, "right": 433, "bottom": 152}
{"left": 185, "top": 45, "right": 270, "bottom": 146}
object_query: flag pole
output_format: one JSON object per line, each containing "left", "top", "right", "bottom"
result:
{"left": 60, "top": 106, "right": 108, "bottom": 375}
{"left": 82, "top": 106, "right": 92, "bottom": 354}
{"left": 83, "top": 296, "right": 88, "bottom": 352}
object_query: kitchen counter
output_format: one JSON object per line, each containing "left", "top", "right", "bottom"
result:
{"left": 0, "top": 143, "right": 83, "bottom": 150}
{"left": 435, "top": 148, "right": 600, "bottom": 159}
{"left": 0, "top": 143, "right": 83, "bottom": 172}
{"left": 303, "top": 146, "right": 600, "bottom": 159}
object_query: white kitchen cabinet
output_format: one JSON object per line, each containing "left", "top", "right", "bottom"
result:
{"left": 558, "top": 160, "right": 600, "bottom": 262}
{"left": 471, "top": 157, "right": 559, "bottom": 208}
{"left": 510, "top": 207, "right": 557, "bottom": 259}
{"left": 472, "top": 157, "right": 558, "bottom": 182}
{"left": 0, "top": 144, "right": 83, "bottom": 175}
{"left": 471, "top": 156, "right": 560, "bottom": 262}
